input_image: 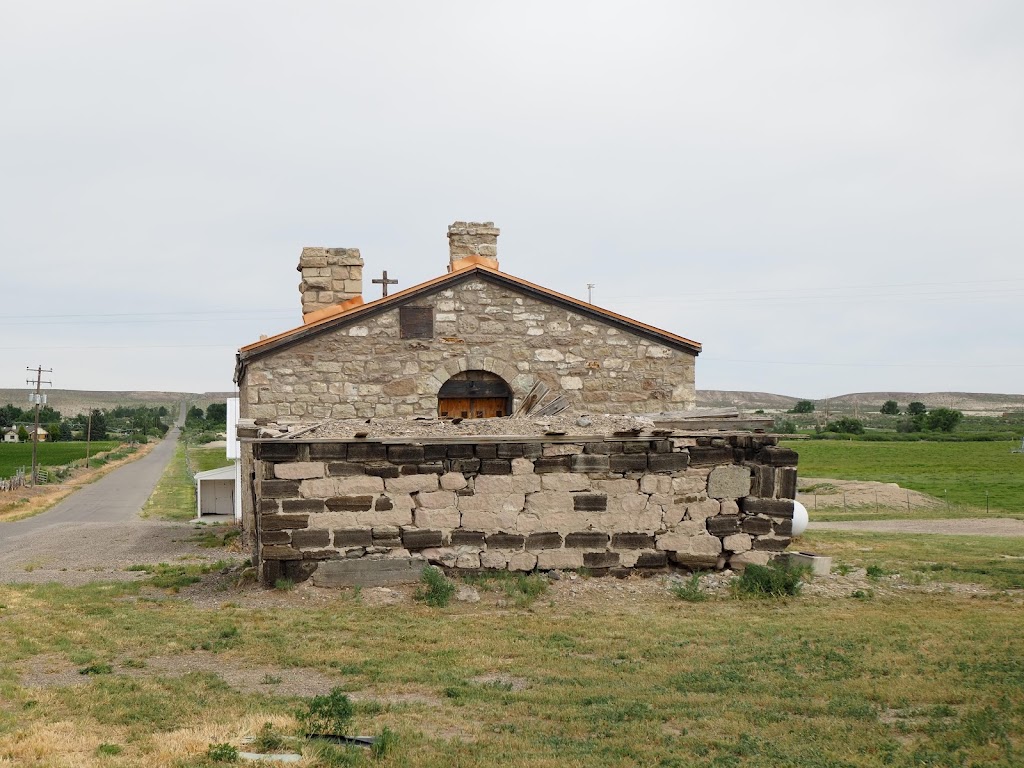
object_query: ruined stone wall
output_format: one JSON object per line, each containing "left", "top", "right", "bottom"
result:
{"left": 240, "top": 276, "right": 696, "bottom": 422}
{"left": 247, "top": 433, "right": 798, "bottom": 586}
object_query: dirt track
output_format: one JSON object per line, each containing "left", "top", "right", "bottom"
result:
{"left": 808, "top": 518, "right": 1024, "bottom": 536}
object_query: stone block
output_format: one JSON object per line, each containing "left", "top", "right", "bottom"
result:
{"left": 706, "top": 515, "right": 741, "bottom": 535}
{"left": 611, "top": 532, "right": 656, "bottom": 549}
{"left": 756, "top": 446, "right": 799, "bottom": 466}
{"left": 774, "top": 519, "right": 793, "bottom": 536}
{"left": 511, "top": 458, "right": 535, "bottom": 475}
{"left": 413, "top": 507, "right": 461, "bottom": 529}
{"left": 375, "top": 496, "right": 393, "bottom": 511}
{"left": 260, "top": 514, "right": 309, "bottom": 531}
{"left": 416, "top": 490, "right": 458, "bottom": 509}
{"left": 584, "top": 551, "right": 620, "bottom": 568}
{"left": 741, "top": 517, "right": 773, "bottom": 535}
{"left": 622, "top": 441, "right": 649, "bottom": 454}
{"left": 326, "top": 462, "right": 366, "bottom": 477}
{"left": 776, "top": 467, "right": 798, "bottom": 500}
{"left": 583, "top": 442, "right": 613, "bottom": 454}
{"left": 534, "top": 457, "right": 571, "bottom": 473}
{"left": 364, "top": 463, "right": 401, "bottom": 479}
{"left": 524, "top": 491, "right": 574, "bottom": 514}
{"left": 511, "top": 474, "right": 542, "bottom": 494}
{"left": 593, "top": 478, "right": 639, "bottom": 495}
{"left": 475, "top": 444, "right": 498, "bottom": 459}
{"left": 421, "top": 547, "right": 458, "bottom": 567}
{"left": 475, "top": 475, "right": 513, "bottom": 494}
{"left": 283, "top": 499, "right": 326, "bottom": 514}
{"left": 259, "top": 499, "right": 280, "bottom": 514}
{"left": 752, "top": 536, "right": 790, "bottom": 552}
{"left": 260, "top": 480, "right": 300, "bottom": 498}
{"left": 497, "top": 443, "right": 525, "bottom": 458}
{"left": 274, "top": 462, "right": 325, "bottom": 480}
{"left": 440, "top": 472, "right": 468, "bottom": 490}
{"left": 333, "top": 528, "right": 373, "bottom": 547}
{"left": 388, "top": 445, "right": 425, "bottom": 463}
{"left": 723, "top": 533, "right": 752, "bottom": 553}
{"left": 347, "top": 443, "right": 388, "bottom": 461}
{"left": 480, "top": 550, "right": 508, "bottom": 569}
{"left": 259, "top": 443, "right": 299, "bottom": 460}
{"left": 648, "top": 453, "right": 690, "bottom": 473}
{"left": 670, "top": 552, "right": 722, "bottom": 569}
{"left": 536, "top": 550, "right": 584, "bottom": 570}
{"left": 741, "top": 497, "right": 795, "bottom": 518}
{"left": 508, "top": 551, "right": 538, "bottom": 571}
{"left": 302, "top": 475, "right": 384, "bottom": 497}
{"left": 262, "top": 530, "right": 290, "bottom": 544}
{"left": 571, "top": 454, "right": 610, "bottom": 473}
{"left": 480, "top": 459, "right": 512, "bottom": 475}
{"left": 541, "top": 473, "right": 592, "bottom": 492}
{"left": 707, "top": 465, "right": 751, "bottom": 499}
{"left": 525, "top": 531, "right": 563, "bottom": 549}
{"left": 565, "top": 531, "right": 609, "bottom": 549}
{"left": 573, "top": 493, "right": 608, "bottom": 512}
{"left": 325, "top": 495, "right": 373, "bottom": 512}
{"left": 521, "top": 443, "right": 544, "bottom": 458}
{"left": 291, "top": 529, "right": 330, "bottom": 549}
{"left": 635, "top": 551, "right": 668, "bottom": 568}
{"left": 687, "top": 446, "right": 735, "bottom": 466}
{"left": 303, "top": 549, "right": 340, "bottom": 560}
{"left": 385, "top": 475, "right": 440, "bottom": 494}
{"left": 417, "top": 462, "right": 445, "bottom": 475}
{"left": 543, "top": 443, "right": 583, "bottom": 456}
{"left": 656, "top": 532, "right": 723, "bottom": 556}
{"left": 451, "top": 530, "right": 486, "bottom": 546}
{"left": 448, "top": 458, "right": 481, "bottom": 474}
{"left": 456, "top": 552, "right": 481, "bottom": 568}
{"left": 729, "top": 550, "right": 773, "bottom": 569}
{"left": 487, "top": 532, "right": 525, "bottom": 549}
{"left": 684, "top": 498, "right": 721, "bottom": 522}
{"left": 402, "top": 528, "right": 444, "bottom": 549}
{"left": 749, "top": 464, "right": 775, "bottom": 498}
{"left": 720, "top": 499, "right": 740, "bottom": 515}
{"left": 310, "top": 443, "right": 348, "bottom": 461}
{"left": 261, "top": 545, "right": 302, "bottom": 561}
{"left": 423, "top": 445, "right": 448, "bottom": 461}
{"left": 609, "top": 454, "right": 648, "bottom": 473}
{"left": 640, "top": 475, "right": 672, "bottom": 494}
{"left": 447, "top": 444, "right": 475, "bottom": 458}
{"left": 313, "top": 558, "right": 425, "bottom": 587}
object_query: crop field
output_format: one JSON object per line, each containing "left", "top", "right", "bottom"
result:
{"left": 784, "top": 439, "right": 1024, "bottom": 517}
{"left": 0, "top": 441, "right": 120, "bottom": 477}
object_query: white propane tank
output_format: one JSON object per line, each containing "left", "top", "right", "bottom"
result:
{"left": 792, "top": 500, "right": 809, "bottom": 536}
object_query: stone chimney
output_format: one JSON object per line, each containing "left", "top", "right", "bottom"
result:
{"left": 447, "top": 221, "right": 500, "bottom": 272}
{"left": 297, "top": 247, "right": 364, "bottom": 320}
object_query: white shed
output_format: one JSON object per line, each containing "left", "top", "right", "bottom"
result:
{"left": 195, "top": 464, "right": 237, "bottom": 518}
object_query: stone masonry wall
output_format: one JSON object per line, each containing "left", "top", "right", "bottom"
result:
{"left": 248, "top": 433, "right": 798, "bottom": 586}
{"left": 241, "top": 275, "right": 696, "bottom": 422}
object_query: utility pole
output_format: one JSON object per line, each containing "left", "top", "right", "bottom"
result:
{"left": 85, "top": 410, "right": 92, "bottom": 469}
{"left": 26, "top": 365, "right": 52, "bottom": 487}
{"left": 587, "top": 283, "right": 596, "bottom": 303}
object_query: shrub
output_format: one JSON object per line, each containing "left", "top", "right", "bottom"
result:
{"left": 252, "top": 722, "right": 285, "bottom": 752}
{"left": 826, "top": 417, "right": 865, "bottom": 435}
{"left": 299, "top": 688, "right": 355, "bottom": 736}
{"left": 670, "top": 573, "right": 709, "bottom": 602}
{"left": 880, "top": 400, "right": 900, "bottom": 415}
{"left": 925, "top": 408, "right": 963, "bottom": 433}
{"left": 734, "top": 560, "right": 808, "bottom": 598}
{"left": 790, "top": 400, "right": 815, "bottom": 414}
{"left": 372, "top": 727, "right": 399, "bottom": 759}
{"left": 907, "top": 401, "right": 927, "bottom": 416}
{"left": 866, "top": 564, "right": 886, "bottom": 579}
{"left": 206, "top": 743, "right": 239, "bottom": 762}
{"left": 415, "top": 566, "right": 456, "bottom": 607}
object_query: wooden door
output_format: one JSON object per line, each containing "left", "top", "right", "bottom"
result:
{"left": 438, "top": 397, "right": 508, "bottom": 419}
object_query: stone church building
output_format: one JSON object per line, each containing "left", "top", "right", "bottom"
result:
{"left": 234, "top": 222, "right": 700, "bottom": 423}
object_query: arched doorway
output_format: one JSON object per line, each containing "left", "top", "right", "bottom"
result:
{"left": 438, "top": 371, "right": 513, "bottom": 419}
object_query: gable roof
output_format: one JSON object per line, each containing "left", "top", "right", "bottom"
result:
{"left": 236, "top": 264, "right": 701, "bottom": 373}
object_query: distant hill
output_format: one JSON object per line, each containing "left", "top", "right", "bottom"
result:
{"left": 697, "top": 390, "right": 1024, "bottom": 415}
{"left": 0, "top": 389, "right": 237, "bottom": 416}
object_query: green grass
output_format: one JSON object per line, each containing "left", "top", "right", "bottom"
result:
{"left": 191, "top": 446, "right": 234, "bottom": 473}
{"left": 143, "top": 443, "right": 197, "bottom": 521}
{"left": 1, "top": 566, "right": 1023, "bottom": 766}
{"left": 786, "top": 439, "right": 1024, "bottom": 517}
{"left": 0, "top": 441, "right": 119, "bottom": 476}
{"left": 799, "top": 531, "right": 1024, "bottom": 590}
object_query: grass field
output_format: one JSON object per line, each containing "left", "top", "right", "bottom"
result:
{"left": 0, "top": 555, "right": 1022, "bottom": 767}
{"left": 785, "top": 440, "right": 1024, "bottom": 517}
{"left": 0, "top": 441, "right": 120, "bottom": 477}
{"left": 191, "top": 446, "right": 233, "bottom": 474}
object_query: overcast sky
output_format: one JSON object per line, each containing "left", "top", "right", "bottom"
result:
{"left": 1, "top": 1, "right": 1022, "bottom": 400}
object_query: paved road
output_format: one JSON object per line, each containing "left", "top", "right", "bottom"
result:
{"left": 0, "top": 401, "right": 228, "bottom": 585}
{"left": 809, "top": 519, "right": 1024, "bottom": 537}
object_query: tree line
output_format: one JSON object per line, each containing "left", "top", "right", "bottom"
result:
{"left": 0, "top": 403, "right": 172, "bottom": 442}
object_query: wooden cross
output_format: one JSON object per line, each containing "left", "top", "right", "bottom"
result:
{"left": 371, "top": 270, "right": 398, "bottom": 297}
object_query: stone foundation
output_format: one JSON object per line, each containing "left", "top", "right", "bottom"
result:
{"left": 245, "top": 433, "right": 798, "bottom": 586}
